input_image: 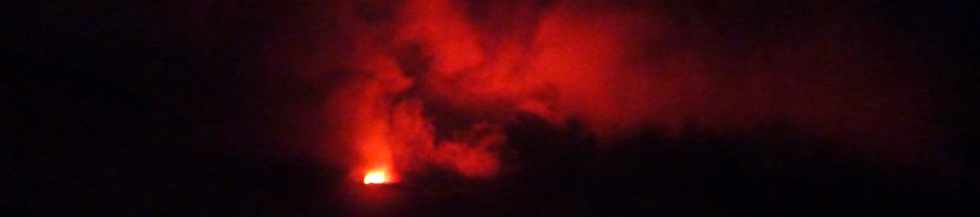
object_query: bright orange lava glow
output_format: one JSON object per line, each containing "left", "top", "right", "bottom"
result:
{"left": 363, "top": 170, "right": 388, "bottom": 185}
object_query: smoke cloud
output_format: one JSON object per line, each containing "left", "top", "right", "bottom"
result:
{"left": 313, "top": 0, "right": 940, "bottom": 179}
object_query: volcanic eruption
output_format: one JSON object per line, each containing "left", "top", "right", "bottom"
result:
{"left": 310, "top": 0, "right": 944, "bottom": 188}
{"left": 26, "top": 0, "right": 972, "bottom": 216}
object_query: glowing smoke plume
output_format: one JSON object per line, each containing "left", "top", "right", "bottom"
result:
{"left": 314, "top": 0, "right": 940, "bottom": 180}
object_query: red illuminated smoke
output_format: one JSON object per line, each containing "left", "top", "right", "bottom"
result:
{"left": 319, "top": 0, "right": 939, "bottom": 180}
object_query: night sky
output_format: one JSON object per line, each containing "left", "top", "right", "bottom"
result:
{"left": 20, "top": 0, "right": 978, "bottom": 216}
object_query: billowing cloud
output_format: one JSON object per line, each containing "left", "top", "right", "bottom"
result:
{"left": 314, "top": 0, "right": 940, "bottom": 180}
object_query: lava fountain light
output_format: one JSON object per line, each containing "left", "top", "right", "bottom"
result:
{"left": 363, "top": 170, "right": 389, "bottom": 185}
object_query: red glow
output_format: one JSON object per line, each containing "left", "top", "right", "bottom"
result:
{"left": 329, "top": 0, "right": 686, "bottom": 181}
{"left": 316, "top": 0, "right": 939, "bottom": 183}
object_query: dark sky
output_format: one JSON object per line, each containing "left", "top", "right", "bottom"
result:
{"left": 18, "top": 0, "right": 978, "bottom": 216}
